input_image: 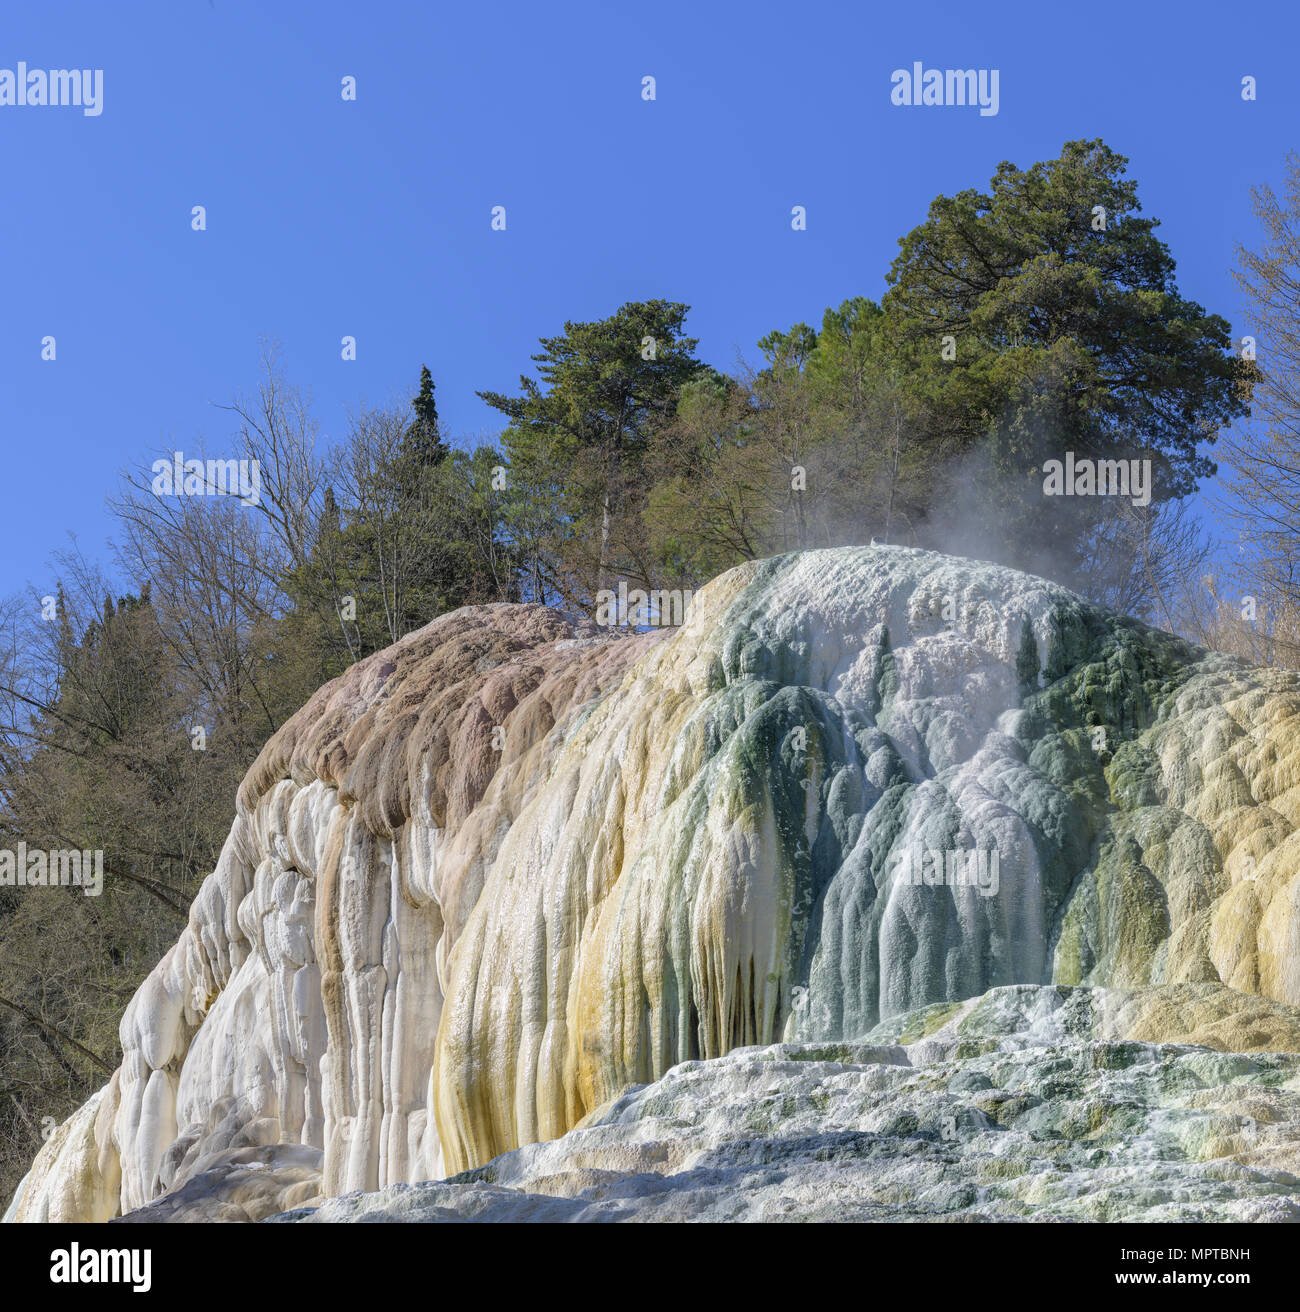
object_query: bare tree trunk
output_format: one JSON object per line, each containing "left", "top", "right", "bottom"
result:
{"left": 884, "top": 397, "right": 901, "bottom": 544}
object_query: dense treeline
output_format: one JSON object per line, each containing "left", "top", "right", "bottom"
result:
{"left": 3, "top": 137, "right": 1298, "bottom": 1203}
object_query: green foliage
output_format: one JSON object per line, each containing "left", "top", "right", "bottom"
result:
{"left": 407, "top": 365, "right": 445, "bottom": 467}
{"left": 881, "top": 139, "right": 1248, "bottom": 578}
{"left": 0, "top": 584, "right": 240, "bottom": 1200}
{"left": 479, "top": 299, "right": 705, "bottom": 602}
{"left": 645, "top": 141, "right": 1246, "bottom": 604}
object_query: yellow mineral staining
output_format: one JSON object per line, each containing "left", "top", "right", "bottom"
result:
{"left": 1140, "top": 675, "right": 1300, "bottom": 1008}
{"left": 4, "top": 1082, "right": 121, "bottom": 1223}
{"left": 1096, "top": 982, "right": 1300, "bottom": 1053}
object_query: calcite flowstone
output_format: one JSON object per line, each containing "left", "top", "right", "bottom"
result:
{"left": 110, "top": 1145, "right": 322, "bottom": 1224}
{"left": 273, "top": 984, "right": 1300, "bottom": 1223}
{"left": 12, "top": 545, "right": 1300, "bottom": 1223}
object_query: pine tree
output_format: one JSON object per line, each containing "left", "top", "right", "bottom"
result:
{"left": 406, "top": 365, "right": 447, "bottom": 467}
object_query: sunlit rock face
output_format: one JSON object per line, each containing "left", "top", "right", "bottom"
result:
{"left": 274, "top": 984, "right": 1300, "bottom": 1223}
{"left": 10, "top": 545, "right": 1300, "bottom": 1222}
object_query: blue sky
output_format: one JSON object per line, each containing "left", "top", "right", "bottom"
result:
{"left": 2, "top": 0, "right": 1296, "bottom": 598}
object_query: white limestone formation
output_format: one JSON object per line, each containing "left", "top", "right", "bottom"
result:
{"left": 11, "top": 546, "right": 1300, "bottom": 1222}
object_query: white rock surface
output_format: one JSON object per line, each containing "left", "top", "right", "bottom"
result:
{"left": 12, "top": 546, "right": 1300, "bottom": 1223}
{"left": 272, "top": 985, "right": 1300, "bottom": 1223}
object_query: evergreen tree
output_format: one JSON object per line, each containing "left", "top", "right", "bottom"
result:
{"left": 478, "top": 299, "right": 704, "bottom": 601}
{"left": 405, "top": 365, "right": 447, "bottom": 468}
{"left": 882, "top": 138, "right": 1248, "bottom": 584}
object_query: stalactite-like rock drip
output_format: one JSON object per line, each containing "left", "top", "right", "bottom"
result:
{"left": 7, "top": 603, "right": 664, "bottom": 1219}
{"left": 13, "top": 546, "right": 1300, "bottom": 1220}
